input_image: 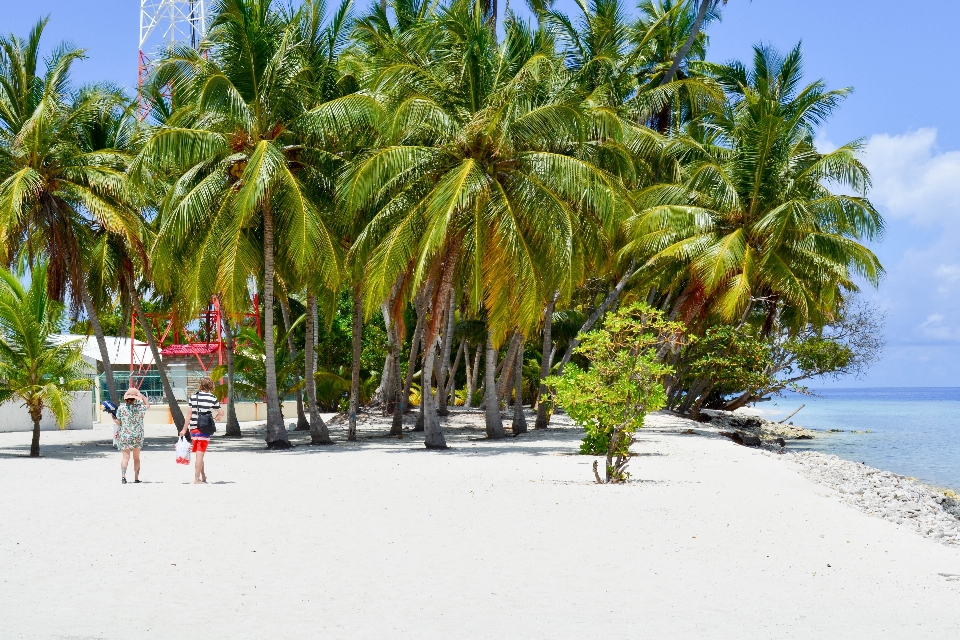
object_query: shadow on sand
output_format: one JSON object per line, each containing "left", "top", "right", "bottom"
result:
{"left": 0, "top": 409, "right": 666, "bottom": 462}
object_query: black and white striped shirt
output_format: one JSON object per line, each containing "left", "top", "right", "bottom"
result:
{"left": 189, "top": 391, "right": 221, "bottom": 427}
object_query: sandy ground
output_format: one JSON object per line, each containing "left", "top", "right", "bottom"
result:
{"left": 1, "top": 409, "right": 959, "bottom": 639}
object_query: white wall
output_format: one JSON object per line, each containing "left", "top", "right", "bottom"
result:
{"left": 93, "top": 401, "right": 299, "bottom": 425}
{"left": 0, "top": 392, "right": 94, "bottom": 433}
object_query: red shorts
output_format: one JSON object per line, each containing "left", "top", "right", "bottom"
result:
{"left": 190, "top": 431, "right": 209, "bottom": 453}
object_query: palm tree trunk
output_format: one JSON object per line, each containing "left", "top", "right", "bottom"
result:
{"left": 436, "top": 296, "right": 456, "bottom": 415}
{"left": 660, "top": 0, "right": 713, "bottom": 86}
{"left": 483, "top": 330, "right": 506, "bottom": 438}
{"left": 421, "top": 335, "right": 446, "bottom": 448}
{"left": 222, "top": 315, "right": 241, "bottom": 437}
{"left": 444, "top": 338, "right": 465, "bottom": 408}
{"left": 389, "top": 325, "right": 404, "bottom": 437}
{"left": 348, "top": 286, "right": 363, "bottom": 441}
{"left": 467, "top": 345, "right": 481, "bottom": 408}
{"left": 131, "top": 293, "right": 184, "bottom": 431}
{"left": 262, "top": 199, "right": 290, "bottom": 449}
{"left": 535, "top": 292, "right": 558, "bottom": 429}
{"left": 81, "top": 287, "right": 117, "bottom": 405}
{"left": 512, "top": 337, "right": 527, "bottom": 435}
{"left": 306, "top": 292, "right": 333, "bottom": 445}
{"left": 433, "top": 345, "right": 444, "bottom": 390}
{"left": 400, "top": 314, "right": 423, "bottom": 413}
{"left": 29, "top": 406, "right": 42, "bottom": 457}
{"left": 402, "top": 309, "right": 424, "bottom": 414}
{"left": 463, "top": 343, "right": 473, "bottom": 408}
{"left": 420, "top": 241, "right": 461, "bottom": 445}
{"left": 376, "top": 299, "right": 397, "bottom": 410}
{"left": 469, "top": 344, "right": 485, "bottom": 407}
{"left": 279, "top": 294, "right": 309, "bottom": 431}
{"left": 496, "top": 332, "right": 522, "bottom": 401}
{"left": 761, "top": 295, "right": 779, "bottom": 337}
{"left": 414, "top": 394, "right": 425, "bottom": 431}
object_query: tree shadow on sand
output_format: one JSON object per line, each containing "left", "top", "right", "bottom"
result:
{"left": 0, "top": 433, "right": 194, "bottom": 461}
{"left": 0, "top": 410, "right": 679, "bottom": 461}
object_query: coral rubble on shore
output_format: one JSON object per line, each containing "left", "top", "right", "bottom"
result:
{"left": 775, "top": 450, "right": 960, "bottom": 546}
{"left": 651, "top": 410, "right": 960, "bottom": 548}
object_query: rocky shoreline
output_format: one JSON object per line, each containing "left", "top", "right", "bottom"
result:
{"left": 666, "top": 410, "right": 960, "bottom": 547}
{"left": 764, "top": 450, "right": 960, "bottom": 547}
{"left": 699, "top": 409, "right": 817, "bottom": 442}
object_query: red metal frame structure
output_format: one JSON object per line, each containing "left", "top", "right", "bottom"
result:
{"left": 128, "top": 311, "right": 155, "bottom": 389}
{"left": 127, "top": 295, "right": 262, "bottom": 389}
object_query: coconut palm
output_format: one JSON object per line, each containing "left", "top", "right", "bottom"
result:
{"left": 0, "top": 265, "right": 91, "bottom": 457}
{"left": 136, "top": 0, "right": 342, "bottom": 448}
{"left": 635, "top": 0, "right": 721, "bottom": 134}
{"left": 536, "top": 0, "right": 712, "bottom": 423}
{"left": 210, "top": 326, "right": 303, "bottom": 408}
{"left": 0, "top": 20, "right": 142, "bottom": 404}
{"left": 628, "top": 44, "right": 883, "bottom": 333}
{"left": 658, "top": 0, "right": 726, "bottom": 86}
{"left": 345, "top": 1, "right": 629, "bottom": 447}
{"left": 84, "top": 218, "right": 190, "bottom": 434}
{"left": 292, "top": 0, "right": 375, "bottom": 443}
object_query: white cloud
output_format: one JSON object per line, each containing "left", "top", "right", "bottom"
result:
{"left": 815, "top": 129, "right": 960, "bottom": 383}
{"left": 814, "top": 132, "right": 838, "bottom": 154}
{"left": 864, "top": 129, "right": 960, "bottom": 225}
{"left": 917, "top": 313, "right": 960, "bottom": 342}
{"left": 773, "top": 129, "right": 960, "bottom": 383}
{"left": 935, "top": 264, "right": 960, "bottom": 282}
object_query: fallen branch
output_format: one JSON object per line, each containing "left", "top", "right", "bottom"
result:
{"left": 779, "top": 404, "right": 805, "bottom": 424}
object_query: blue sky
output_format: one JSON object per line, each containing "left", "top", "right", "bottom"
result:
{"left": 4, "top": 0, "right": 957, "bottom": 387}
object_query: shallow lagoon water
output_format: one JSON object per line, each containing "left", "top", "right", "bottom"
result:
{"left": 761, "top": 388, "right": 960, "bottom": 490}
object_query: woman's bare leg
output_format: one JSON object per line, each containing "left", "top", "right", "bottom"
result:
{"left": 121, "top": 449, "right": 130, "bottom": 480}
{"left": 194, "top": 450, "right": 205, "bottom": 484}
{"left": 132, "top": 448, "right": 141, "bottom": 481}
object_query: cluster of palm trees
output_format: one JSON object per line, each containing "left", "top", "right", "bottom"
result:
{"left": 0, "top": 0, "right": 882, "bottom": 451}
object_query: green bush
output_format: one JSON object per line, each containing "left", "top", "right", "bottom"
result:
{"left": 548, "top": 303, "right": 681, "bottom": 483}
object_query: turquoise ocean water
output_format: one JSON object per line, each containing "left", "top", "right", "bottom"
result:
{"left": 760, "top": 388, "right": 960, "bottom": 491}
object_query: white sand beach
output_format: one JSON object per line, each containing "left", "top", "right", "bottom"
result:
{"left": 2, "top": 410, "right": 960, "bottom": 639}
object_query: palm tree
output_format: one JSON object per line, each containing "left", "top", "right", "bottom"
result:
{"left": 0, "top": 265, "right": 91, "bottom": 457}
{"left": 345, "top": 1, "right": 628, "bottom": 447}
{"left": 86, "top": 222, "right": 188, "bottom": 433}
{"left": 220, "top": 311, "right": 244, "bottom": 436}
{"left": 546, "top": 0, "right": 644, "bottom": 104}
{"left": 635, "top": 0, "right": 720, "bottom": 134}
{"left": 629, "top": 44, "right": 884, "bottom": 332}
{"left": 0, "top": 20, "right": 142, "bottom": 405}
{"left": 292, "top": 0, "right": 375, "bottom": 443}
{"left": 536, "top": 0, "right": 707, "bottom": 419}
{"left": 304, "top": 289, "right": 334, "bottom": 443}
{"left": 81, "top": 230, "right": 124, "bottom": 399}
{"left": 137, "top": 0, "right": 341, "bottom": 449}
{"left": 658, "top": 0, "right": 726, "bottom": 86}
{"left": 210, "top": 326, "right": 303, "bottom": 408}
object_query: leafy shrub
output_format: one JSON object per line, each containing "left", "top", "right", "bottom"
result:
{"left": 548, "top": 303, "right": 682, "bottom": 483}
